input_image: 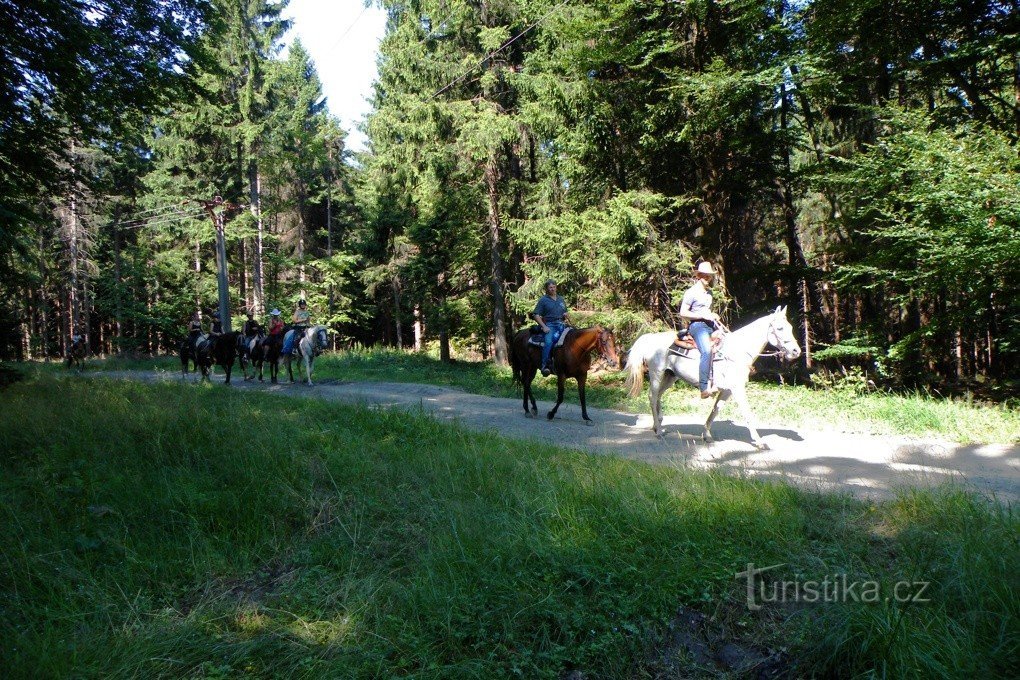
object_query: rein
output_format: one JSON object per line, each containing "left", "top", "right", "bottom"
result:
{"left": 719, "top": 319, "right": 784, "bottom": 363}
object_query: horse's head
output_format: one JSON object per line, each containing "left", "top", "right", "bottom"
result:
{"left": 767, "top": 306, "right": 802, "bottom": 361}
{"left": 313, "top": 325, "right": 329, "bottom": 354}
{"left": 595, "top": 326, "right": 622, "bottom": 370}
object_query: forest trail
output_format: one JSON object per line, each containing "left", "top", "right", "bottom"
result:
{"left": 97, "top": 371, "right": 1019, "bottom": 502}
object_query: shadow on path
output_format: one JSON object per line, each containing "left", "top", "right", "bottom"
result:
{"left": 95, "top": 371, "right": 1019, "bottom": 503}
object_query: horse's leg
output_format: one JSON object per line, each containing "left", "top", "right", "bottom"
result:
{"left": 648, "top": 369, "right": 663, "bottom": 434}
{"left": 287, "top": 356, "right": 295, "bottom": 383}
{"left": 703, "top": 392, "right": 726, "bottom": 443}
{"left": 577, "top": 373, "right": 593, "bottom": 425}
{"left": 528, "top": 351, "right": 539, "bottom": 415}
{"left": 732, "top": 387, "right": 767, "bottom": 449}
{"left": 305, "top": 355, "right": 313, "bottom": 386}
{"left": 547, "top": 374, "right": 565, "bottom": 420}
{"left": 521, "top": 359, "right": 532, "bottom": 416}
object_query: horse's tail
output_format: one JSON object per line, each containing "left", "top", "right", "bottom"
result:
{"left": 624, "top": 341, "right": 647, "bottom": 397}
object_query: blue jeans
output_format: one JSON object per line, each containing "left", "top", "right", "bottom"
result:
{"left": 542, "top": 322, "right": 564, "bottom": 368}
{"left": 689, "top": 321, "right": 714, "bottom": 391}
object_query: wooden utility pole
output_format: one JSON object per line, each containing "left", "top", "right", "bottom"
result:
{"left": 199, "top": 197, "right": 242, "bottom": 333}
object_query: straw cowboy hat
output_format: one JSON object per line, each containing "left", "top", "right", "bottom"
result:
{"left": 696, "top": 261, "right": 717, "bottom": 276}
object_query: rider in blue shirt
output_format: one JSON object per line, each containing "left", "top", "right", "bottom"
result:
{"left": 533, "top": 279, "right": 570, "bottom": 376}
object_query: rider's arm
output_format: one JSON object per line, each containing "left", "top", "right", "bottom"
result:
{"left": 534, "top": 314, "right": 549, "bottom": 333}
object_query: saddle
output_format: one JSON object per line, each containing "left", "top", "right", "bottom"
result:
{"left": 668, "top": 328, "right": 723, "bottom": 357}
{"left": 527, "top": 325, "right": 572, "bottom": 348}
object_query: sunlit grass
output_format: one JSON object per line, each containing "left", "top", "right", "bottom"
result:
{"left": 35, "top": 345, "right": 1020, "bottom": 443}
{"left": 1, "top": 377, "right": 1016, "bottom": 677}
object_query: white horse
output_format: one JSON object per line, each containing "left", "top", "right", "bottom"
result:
{"left": 624, "top": 307, "right": 801, "bottom": 449}
{"left": 280, "top": 325, "right": 329, "bottom": 386}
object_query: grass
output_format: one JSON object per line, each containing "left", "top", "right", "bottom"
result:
{"left": 1, "top": 376, "right": 1017, "bottom": 677}
{"left": 50, "top": 346, "right": 1020, "bottom": 444}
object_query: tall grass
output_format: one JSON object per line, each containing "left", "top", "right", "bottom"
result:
{"left": 29, "top": 347, "right": 1020, "bottom": 442}
{"left": 1, "top": 377, "right": 1016, "bottom": 677}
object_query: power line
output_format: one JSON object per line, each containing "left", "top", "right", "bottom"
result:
{"left": 114, "top": 209, "right": 206, "bottom": 230}
{"left": 430, "top": 0, "right": 570, "bottom": 100}
{"left": 325, "top": 4, "right": 371, "bottom": 54}
{"left": 120, "top": 201, "right": 190, "bottom": 219}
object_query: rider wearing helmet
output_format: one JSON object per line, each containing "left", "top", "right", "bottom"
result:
{"left": 533, "top": 279, "right": 570, "bottom": 376}
{"left": 283, "top": 300, "right": 311, "bottom": 356}
{"left": 676, "top": 261, "right": 721, "bottom": 398}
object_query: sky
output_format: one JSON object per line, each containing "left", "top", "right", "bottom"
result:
{"left": 283, "top": 0, "right": 388, "bottom": 153}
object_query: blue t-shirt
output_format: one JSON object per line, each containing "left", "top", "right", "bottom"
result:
{"left": 533, "top": 295, "right": 568, "bottom": 323}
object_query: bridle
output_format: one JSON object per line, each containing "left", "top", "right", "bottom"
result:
{"left": 760, "top": 319, "right": 799, "bottom": 359}
{"left": 722, "top": 317, "right": 798, "bottom": 362}
{"left": 592, "top": 327, "right": 619, "bottom": 370}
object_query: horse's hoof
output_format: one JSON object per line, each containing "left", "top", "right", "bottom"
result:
{"left": 525, "top": 411, "right": 534, "bottom": 418}
{"left": 754, "top": 440, "right": 770, "bottom": 451}
{"left": 584, "top": 419, "right": 595, "bottom": 427}
{"left": 531, "top": 407, "right": 538, "bottom": 416}
{"left": 546, "top": 412, "right": 555, "bottom": 420}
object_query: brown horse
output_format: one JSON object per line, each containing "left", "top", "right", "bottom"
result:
{"left": 510, "top": 325, "right": 622, "bottom": 425}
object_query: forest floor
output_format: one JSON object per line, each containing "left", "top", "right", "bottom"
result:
{"left": 95, "top": 369, "right": 1020, "bottom": 502}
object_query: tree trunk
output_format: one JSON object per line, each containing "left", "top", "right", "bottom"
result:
{"left": 414, "top": 304, "right": 423, "bottom": 351}
{"left": 485, "top": 154, "right": 509, "bottom": 365}
{"left": 249, "top": 160, "right": 265, "bottom": 316}
{"left": 393, "top": 278, "right": 403, "bottom": 350}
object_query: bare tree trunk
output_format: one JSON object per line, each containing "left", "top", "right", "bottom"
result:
{"left": 393, "top": 278, "right": 403, "bottom": 350}
{"left": 414, "top": 304, "right": 423, "bottom": 351}
{"left": 249, "top": 160, "right": 265, "bottom": 316}
{"left": 439, "top": 327, "right": 450, "bottom": 363}
{"left": 485, "top": 155, "right": 509, "bottom": 365}
{"left": 114, "top": 224, "right": 123, "bottom": 345}
{"left": 194, "top": 239, "right": 201, "bottom": 313}
{"left": 238, "top": 237, "right": 248, "bottom": 311}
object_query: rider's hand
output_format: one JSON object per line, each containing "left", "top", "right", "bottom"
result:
{"left": 707, "top": 312, "right": 721, "bottom": 323}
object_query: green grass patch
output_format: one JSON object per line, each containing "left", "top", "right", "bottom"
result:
{"left": 32, "top": 347, "right": 1020, "bottom": 443}
{"left": 1, "top": 376, "right": 1016, "bottom": 677}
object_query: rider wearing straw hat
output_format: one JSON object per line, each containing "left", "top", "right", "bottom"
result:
{"left": 267, "top": 309, "right": 284, "bottom": 336}
{"left": 675, "top": 261, "right": 722, "bottom": 398}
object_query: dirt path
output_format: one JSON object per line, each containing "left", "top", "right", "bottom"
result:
{"left": 97, "top": 370, "right": 1019, "bottom": 502}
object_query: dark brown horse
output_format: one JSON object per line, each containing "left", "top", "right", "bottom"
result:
{"left": 193, "top": 332, "right": 239, "bottom": 383}
{"left": 510, "top": 325, "right": 622, "bottom": 425}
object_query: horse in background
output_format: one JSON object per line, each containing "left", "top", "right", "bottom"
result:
{"left": 193, "top": 332, "right": 240, "bottom": 384}
{"left": 179, "top": 336, "right": 201, "bottom": 376}
{"left": 280, "top": 325, "right": 329, "bottom": 386}
{"left": 237, "top": 333, "right": 266, "bottom": 381}
{"left": 66, "top": 336, "right": 86, "bottom": 370}
{"left": 624, "top": 307, "right": 801, "bottom": 449}
{"left": 510, "top": 325, "right": 621, "bottom": 425}
{"left": 264, "top": 333, "right": 284, "bottom": 383}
